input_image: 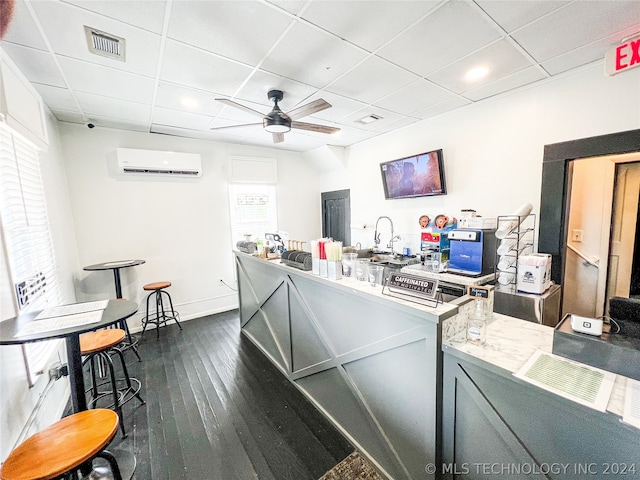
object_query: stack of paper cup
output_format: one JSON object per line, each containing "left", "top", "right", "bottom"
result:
{"left": 495, "top": 202, "right": 533, "bottom": 239}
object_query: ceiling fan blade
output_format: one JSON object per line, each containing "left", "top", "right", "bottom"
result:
{"left": 291, "top": 121, "right": 340, "bottom": 135}
{"left": 272, "top": 133, "right": 285, "bottom": 143}
{"left": 209, "top": 123, "right": 262, "bottom": 131}
{"left": 286, "top": 99, "right": 331, "bottom": 120}
{"left": 215, "top": 98, "right": 266, "bottom": 118}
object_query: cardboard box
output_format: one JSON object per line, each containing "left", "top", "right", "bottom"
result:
{"left": 517, "top": 254, "right": 551, "bottom": 294}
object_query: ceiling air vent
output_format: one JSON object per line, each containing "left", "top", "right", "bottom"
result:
{"left": 84, "top": 26, "right": 125, "bottom": 62}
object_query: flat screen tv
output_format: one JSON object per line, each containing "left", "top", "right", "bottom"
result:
{"left": 380, "top": 149, "right": 446, "bottom": 199}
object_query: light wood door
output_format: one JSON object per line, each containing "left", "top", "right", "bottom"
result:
{"left": 607, "top": 162, "right": 640, "bottom": 299}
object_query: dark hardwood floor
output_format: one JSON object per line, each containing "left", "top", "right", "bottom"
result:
{"left": 89, "top": 310, "right": 354, "bottom": 479}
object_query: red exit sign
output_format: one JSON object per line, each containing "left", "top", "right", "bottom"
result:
{"left": 605, "top": 34, "right": 640, "bottom": 76}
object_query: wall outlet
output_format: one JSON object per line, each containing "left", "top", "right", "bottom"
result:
{"left": 571, "top": 229, "right": 583, "bottom": 242}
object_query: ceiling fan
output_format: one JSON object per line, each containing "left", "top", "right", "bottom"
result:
{"left": 212, "top": 89, "right": 341, "bottom": 144}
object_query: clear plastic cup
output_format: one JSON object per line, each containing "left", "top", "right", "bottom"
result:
{"left": 355, "top": 259, "right": 369, "bottom": 281}
{"left": 342, "top": 253, "right": 358, "bottom": 278}
{"left": 367, "top": 264, "right": 385, "bottom": 287}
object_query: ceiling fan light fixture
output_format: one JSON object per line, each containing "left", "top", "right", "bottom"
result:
{"left": 263, "top": 113, "right": 291, "bottom": 133}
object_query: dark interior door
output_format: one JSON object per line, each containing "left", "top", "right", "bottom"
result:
{"left": 322, "top": 189, "right": 350, "bottom": 245}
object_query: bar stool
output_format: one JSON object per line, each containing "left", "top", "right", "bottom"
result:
{"left": 0, "top": 409, "right": 122, "bottom": 480}
{"left": 81, "top": 329, "right": 145, "bottom": 438}
{"left": 141, "top": 281, "right": 182, "bottom": 339}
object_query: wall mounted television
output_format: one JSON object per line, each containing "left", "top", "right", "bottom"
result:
{"left": 380, "top": 149, "right": 447, "bottom": 199}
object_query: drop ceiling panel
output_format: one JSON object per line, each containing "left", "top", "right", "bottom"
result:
{"left": 152, "top": 106, "right": 214, "bottom": 130}
{"left": 260, "top": 21, "right": 368, "bottom": 89}
{"left": 1, "top": 43, "right": 67, "bottom": 87}
{"left": 154, "top": 83, "right": 225, "bottom": 117}
{"left": 57, "top": 56, "right": 156, "bottom": 104}
{"left": 512, "top": 1, "right": 640, "bottom": 62}
{"left": 30, "top": 1, "right": 162, "bottom": 77}
{"left": 160, "top": 39, "right": 254, "bottom": 96}
{"left": 412, "top": 97, "right": 472, "bottom": 121}
{"left": 378, "top": 1, "right": 502, "bottom": 77}
{"left": 167, "top": 0, "right": 293, "bottom": 66}
{"left": 462, "top": 66, "right": 547, "bottom": 102}
{"left": 327, "top": 55, "right": 418, "bottom": 104}
{"left": 300, "top": 1, "right": 440, "bottom": 53}
{"left": 372, "top": 79, "right": 458, "bottom": 116}
{"left": 62, "top": 0, "right": 168, "bottom": 34}
{"left": 428, "top": 39, "right": 534, "bottom": 94}
{"left": 33, "top": 85, "right": 80, "bottom": 112}
{"left": 74, "top": 91, "right": 150, "bottom": 123}
{"left": 475, "top": 1, "right": 570, "bottom": 33}
{"left": 339, "top": 106, "right": 407, "bottom": 133}
{"left": 50, "top": 109, "right": 85, "bottom": 124}
{"left": 233, "top": 70, "right": 318, "bottom": 109}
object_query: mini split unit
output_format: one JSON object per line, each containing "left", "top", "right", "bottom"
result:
{"left": 116, "top": 148, "right": 202, "bottom": 176}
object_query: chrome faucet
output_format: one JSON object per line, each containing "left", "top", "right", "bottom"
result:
{"left": 374, "top": 216, "right": 401, "bottom": 254}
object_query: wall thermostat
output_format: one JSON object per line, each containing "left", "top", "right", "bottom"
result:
{"left": 570, "top": 314, "right": 603, "bottom": 336}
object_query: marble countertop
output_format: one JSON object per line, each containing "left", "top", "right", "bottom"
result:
{"left": 442, "top": 312, "right": 628, "bottom": 419}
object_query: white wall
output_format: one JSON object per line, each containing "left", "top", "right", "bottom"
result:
{"left": 320, "top": 62, "right": 640, "bottom": 255}
{"left": 1, "top": 109, "right": 78, "bottom": 461}
{"left": 59, "top": 124, "right": 322, "bottom": 329}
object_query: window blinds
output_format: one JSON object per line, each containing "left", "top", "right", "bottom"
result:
{"left": 228, "top": 183, "right": 278, "bottom": 244}
{"left": 0, "top": 122, "right": 61, "bottom": 385}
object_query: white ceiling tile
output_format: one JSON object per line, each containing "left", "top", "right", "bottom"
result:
{"left": 33, "top": 84, "right": 80, "bottom": 112}
{"left": 75, "top": 91, "right": 151, "bottom": 122}
{"left": 2, "top": 43, "right": 67, "bottom": 87}
{"left": 208, "top": 118, "right": 264, "bottom": 135}
{"left": 50, "top": 109, "right": 85, "bottom": 124}
{"left": 327, "top": 56, "right": 419, "bottom": 104}
{"left": 542, "top": 42, "right": 609, "bottom": 76}
{"left": 233, "top": 70, "right": 318, "bottom": 110}
{"left": 167, "top": 1, "right": 292, "bottom": 66}
{"left": 428, "top": 39, "right": 533, "bottom": 94}
{"left": 30, "top": 1, "right": 162, "bottom": 77}
{"left": 373, "top": 79, "right": 457, "bottom": 116}
{"left": 261, "top": 21, "right": 368, "bottom": 89}
{"left": 475, "top": 1, "right": 569, "bottom": 33}
{"left": 152, "top": 106, "right": 212, "bottom": 130}
{"left": 61, "top": 0, "right": 167, "bottom": 34}
{"left": 462, "top": 66, "right": 547, "bottom": 102}
{"left": 300, "top": 1, "right": 440, "bottom": 52}
{"left": 264, "top": 1, "right": 307, "bottom": 17}
{"left": 57, "top": 56, "right": 156, "bottom": 103}
{"left": 154, "top": 83, "right": 224, "bottom": 117}
{"left": 512, "top": 1, "right": 640, "bottom": 62}
{"left": 2, "top": 0, "right": 48, "bottom": 50}
{"left": 378, "top": 1, "right": 502, "bottom": 76}
{"left": 160, "top": 40, "right": 254, "bottom": 97}
{"left": 412, "top": 97, "right": 472, "bottom": 120}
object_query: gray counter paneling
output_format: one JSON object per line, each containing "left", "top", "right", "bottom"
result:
{"left": 442, "top": 349, "right": 640, "bottom": 479}
{"left": 235, "top": 252, "right": 456, "bottom": 479}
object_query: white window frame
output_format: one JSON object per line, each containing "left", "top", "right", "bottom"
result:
{"left": 228, "top": 183, "right": 279, "bottom": 245}
{"left": 0, "top": 122, "right": 61, "bottom": 386}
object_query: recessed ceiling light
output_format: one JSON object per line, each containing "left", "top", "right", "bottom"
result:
{"left": 465, "top": 66, "right": 489, "bottom": 81}
{"left": 356, "top": 114, "right": 382, "bottom": 125}
{"left": 180, "top": 97, "right": 199, "bottom": 109}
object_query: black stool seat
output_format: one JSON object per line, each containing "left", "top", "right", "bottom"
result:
{"left": 141, "top": 281, "right": 182, "bottom": 339}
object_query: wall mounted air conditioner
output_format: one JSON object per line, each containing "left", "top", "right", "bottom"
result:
{"left": 116, "top": 148, "right": 202, "bottom": 177}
